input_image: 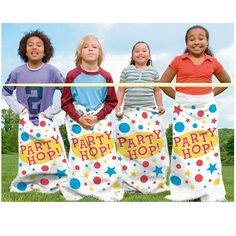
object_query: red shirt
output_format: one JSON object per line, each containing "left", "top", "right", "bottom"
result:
{"left": 169, "top": 53, "right": 223, "bottom": 95}
{"left": 61, "top": 66, "right": 118, "bottom": 122}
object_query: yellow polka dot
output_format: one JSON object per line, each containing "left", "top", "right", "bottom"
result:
{"left": 89, "top": 186, "right": 94, "bottom": 191}
{"left": 214, "top": 178, "right": 220, "bottom": 185}
{"left": 190, "top": 185, "right": 195, "bottom": 189}
{"left": 30, "top": 175, "right": 36, "bottom": 180}
{"left": 112, "top": 182, "right": 121, "bottom": 189}
{"left": 158, "top": 182, "right": 164, "bottom": 188}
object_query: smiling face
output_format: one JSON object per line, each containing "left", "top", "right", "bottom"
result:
{"left": 25, "top": 36, "right": 45, "bottom": 64}
{"left": 186, "top": 28, "right": 208, "bottom": 57}
{"left": 132, "top": 42, "right": 150, "bottom": 67}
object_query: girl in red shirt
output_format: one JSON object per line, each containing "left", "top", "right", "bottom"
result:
{"left": 160, "top": 25, "right": 231, "bottom": 201}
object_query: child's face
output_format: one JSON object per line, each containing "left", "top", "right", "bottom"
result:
{"left": 186, "top": 28, "right": 208, "bottom": 57}
{"left": 81, "top": 39, "right": 100, "bottom": 64}
{"left": 132, "top": 43, "right": 150, "bottom": 66}
{"left": 26, "top": 36, "right": 45, "bottom": 63}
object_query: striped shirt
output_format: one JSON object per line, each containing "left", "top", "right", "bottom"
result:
{"left": 120, "top": 65, "right": 159, "bottom": 109}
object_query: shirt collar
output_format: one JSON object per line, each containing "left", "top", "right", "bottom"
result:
{"left": 181, "top": 52, "right": 214, "bottom": 62}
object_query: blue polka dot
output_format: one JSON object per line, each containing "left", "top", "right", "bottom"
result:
{"left": 209, "top": 104, "right": 217, "bottom": 113}
{"left": 174, "top": 122, "right": 185, "bottom": 132}
{"left": 136, "top": 107, "right": 140, "bottom": 111}
{"left": 72, "top": 124, "right": 82, "bottom": 134}
{"left": 170, "top": 176, "right": 181, "bottom": 186}
{"left": 192, "top": 105, "right": 196, "bottom": 109}
{"left": 21, "top": 132, "right": 29, "bottom": 141}
{"left": 70, "top": 178, "right": 81, "bottom": 189}
{"left": 151, "top": 111, "right": 158, "bottom": 115}
{"left": 17, "top": 182, "right": 27, "bottom": 191}
{"left": 193, "top": 123, "right": 198, "bottom": 128}
{"left": 119, "top": 123, "right": 130, "bottom": 133}
{"left": 138, "top": 125, "right": 143, "bottom": 130}
{"left": 36, "top": 133, "right": 41, "bottom": 138}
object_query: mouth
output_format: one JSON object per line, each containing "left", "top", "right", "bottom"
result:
{"left": 31, "top": 51, "right": 39, "bottom": 56}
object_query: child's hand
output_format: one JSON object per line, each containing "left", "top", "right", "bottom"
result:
{"left": 21, "top": 107, "right": 28, "bottom": 114}
{"left": 86, "top": 115, "right": 98, "bottom": 126}
{"left": 158, "top": 106, "right": 165, "bottom": 115}
{"left": 78, "top": 117, "right": 94, "bottom": 130}
{"left": 115, "top": 106, "right": 123, "bottom": 118}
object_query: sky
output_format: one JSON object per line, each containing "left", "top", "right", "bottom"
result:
{"left": 1, "top": 23, "right": 234, "bottom": 128}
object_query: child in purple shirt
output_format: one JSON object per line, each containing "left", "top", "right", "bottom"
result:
{"left": 2, "top": 30, "right": 69, "bottom": 194}
{"left": 2, "top": 30, "right": 63, "bottom": 125}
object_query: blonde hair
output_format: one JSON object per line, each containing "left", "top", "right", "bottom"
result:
{"left": 75, "top": 35, "right": 104, "bottom": 66}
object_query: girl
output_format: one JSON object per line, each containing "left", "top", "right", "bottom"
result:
{"left": 160, "top": 25, "right": 231, "bottom": 201}
{"left": 60, "top": 35, "right": 124, "bottom": 201}
{"left": 2, "top": 30, "right": 69, "bottom": 193}
{"left": 115, "top": 41, "right": 169, "bottom": 194}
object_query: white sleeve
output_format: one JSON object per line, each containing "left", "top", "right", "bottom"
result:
{"left": 2, "top": 94, "right": 25, "bottom": 114}
{"left": 43, "top": 100, "right": 62, "bottom": 118}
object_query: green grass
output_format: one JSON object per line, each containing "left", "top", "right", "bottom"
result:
{"left": 1, "top": 153, "right": 234, "bottom": 202}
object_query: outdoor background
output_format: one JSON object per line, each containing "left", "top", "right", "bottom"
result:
{"left": 0, "top": 0, "right": 235, "bottom": 235}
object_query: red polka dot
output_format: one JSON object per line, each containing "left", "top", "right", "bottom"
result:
{"left": 131, "top": 181, "right": 134, "bottom": 185}
{"left": 122, "top": 165, "right": 127, "bottom": 170}
{"left": 153, "top": 181, "right": 156, "bottom": 184}
{"left": 40, "top": 178, "right": 49, "bottom": 185}
{"left": 140, "top": 175, "right": 148, "bottom": 183}
{"left": 142, "top": 112, "right": 148, "bottom": 119}
{"left": 75, "top": 165, "right": 80, "bottom": 170}
{"left": 94, "top": 162, "right": 101, "bottom": 169}
{"left": 195, "top": 174, "right": 203, "bottom": 182}
{"left": 112, "top": 156, "right": 116, "bottom": 160}
{"left": 62, "top": 159, "right": 67, "bottom": 163}
{"left": 41, "top": 165, "right": 49, "bottom": 171}
{"left": 93, "top": 176, "right": 101, "bottom": 184}
{"left": 176, "top": 164, "right": 181, "bottom": 169}
{"left": 84, "top": 182, "right": 87, "bottom": 186}
{"left": 142, "top": 161, "right": 149, "bottom": 168}
{"left": 40, "top": 121, "right": 46, "bottom": 127}
{"left": 196, "top": 160, "right": 203, "bottom": 166}
{"left": 22, "top": 170, "right": 26, "bottom": 175}
{"left": 185, "top": 180, "right": 189, "bottom": 184}
{"left": 214, "top": 153, "right": 219, "bottom": 157}
{"left": 161, "top": 156, "right": 165, "bottom": 160}
{"left": 197, "top": 110, "right": 204, "bottom": 117}
{"left": 107, "top": 182, "right": 111, "bottom": 185}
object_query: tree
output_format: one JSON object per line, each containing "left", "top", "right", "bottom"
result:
{"left": 165, "top": 124, "right": 172, "bottom": 155}
{"left": 1, "top": 109, "right": 19, "bottom": 153}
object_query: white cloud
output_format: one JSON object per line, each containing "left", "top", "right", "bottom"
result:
{"left": 215, "top": 44, "right": 234, "bottom": 80}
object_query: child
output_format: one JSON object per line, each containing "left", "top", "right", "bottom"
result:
{"left": 160, "top": 25, "right": 231, "bottom": 201}
{"left": 60, "top": 35, "right": 124, "bottom": 201}
{"left": 2, "top": 30, "right": 69, "bottom": 193}
{"left": 115, "top": 41, "right": 169, "bottom": 194}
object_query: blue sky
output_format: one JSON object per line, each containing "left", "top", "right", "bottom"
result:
{"left": 1, "top": 23, "right": 234, "bottom": 128}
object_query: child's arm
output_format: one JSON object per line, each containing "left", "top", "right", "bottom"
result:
{"left": 115, "top": 80, "right": 125, "bottom": 116}
{"left": 154, "top": 87, "right": 165, "bottom": 115}
{"left": 43, "top": 99, "right": 62, "bottom": 118}
{"left": 95, "top": 74, "right": 118, "bottom": 120}
{"left": 159, "top": 66, "right": 176, "bottom": 99}
{"left": 213, "top": 68, "right": 231, "bottom": 96}
{"left": 2, "top": 93, "right": 25, "bottom": 114}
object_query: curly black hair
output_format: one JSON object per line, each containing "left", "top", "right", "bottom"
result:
{"left": 18, "top": 30, "right": 54, "bottom": 63}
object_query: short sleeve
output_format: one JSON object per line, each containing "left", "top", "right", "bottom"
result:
{"left": 169, "top": 56, "right": 180, "bottom": 72}
{"left": 2, "top": 71, "right": 17, "bottom": 96}
{"left": 213, "top": 58, "right": 223, "bottom": 75}
{"left": 119, "top": 67, "right": 127, "bottom": 82}
{"left": 153, "top": 68, "right": 159, "bottom": 82}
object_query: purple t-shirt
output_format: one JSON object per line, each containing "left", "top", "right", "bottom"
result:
{"left": 2, "top": 63, "right": 64, "bottom": 123}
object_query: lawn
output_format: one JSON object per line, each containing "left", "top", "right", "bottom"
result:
{"left": 1, "top": 153, "right": 234, "bottom": 202}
